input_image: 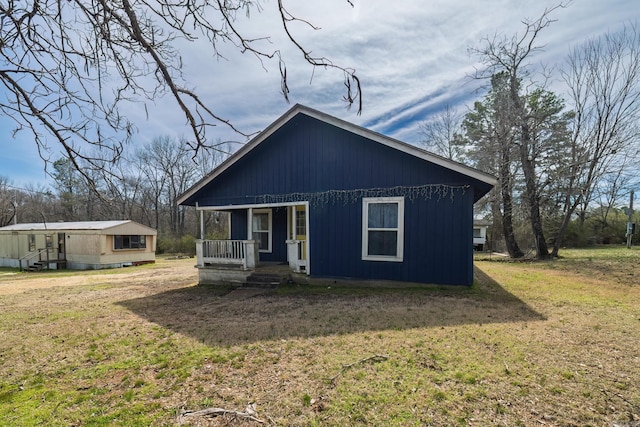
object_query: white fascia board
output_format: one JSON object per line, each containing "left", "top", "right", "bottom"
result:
{"left": 176, "top": 107, "right": 302, "bottom": 206}
{"left": 196, "top": 201, "right": 309, "bottom": 211}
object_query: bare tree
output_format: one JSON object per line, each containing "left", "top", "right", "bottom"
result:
{"left": 10, "top": 183, "right": 57, "bottom": 224}
{"left": 470, "top": 5, "right": 567, "bottom": 259}
{"left": 552, "top": 24, "right": 640, "bottom": 256}
{"left": 134, "top": 149, "right": 167, "bottom": 230}
{"left": 134, "top": 135, "right": 201, "bottom": 236}
{"left": 0, "top": 177, "right": 17, "bottom": 227}
{"left": 0, "top": 0, "right": 361, "bottom": 184}
{"left": 591, "top": 161, "right": 636, "bottom": 232}
{"left": 99, "top": 161, "right": 146, "bottom": 222}
{"left": 419, "top": 105, "right": 463, "bottom": 160}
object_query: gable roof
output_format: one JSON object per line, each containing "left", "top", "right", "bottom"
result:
{"left": 178, "top": 104, "right": 496, "bottom": 206}
{"left": 0, "top": 220, "right": 157, "bottom": 234}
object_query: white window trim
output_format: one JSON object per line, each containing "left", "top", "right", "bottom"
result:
{"left": 362, "top": 196, "right": 404, "bottom": 262}
{"left": 252, "top": 208, "right": 272, "bottom": 253}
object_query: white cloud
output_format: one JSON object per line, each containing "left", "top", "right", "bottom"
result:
{"left": 1, "top": 0, "right": 638, "bottom": 187}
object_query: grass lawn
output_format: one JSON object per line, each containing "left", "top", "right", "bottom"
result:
{"left": 0, "top": 247, "right": 639, "bottom": 426}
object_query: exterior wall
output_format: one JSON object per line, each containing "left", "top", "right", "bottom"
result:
{"left": 194, "top": 114, "right": 488, "bottom": 207}
{"left": 0, "top": 227, "right": 156, "bottom": 270}
{"left": 66, "top": 233, "right": 155, "bottom": 268}
{"left": 195, "top": 114, "right": 483, "bottom": 285}
{"left": 0, "top": 232, "right": 23, "bottom": 267}
{"left": 100, "top": 234, "right": 156, "bottom": 257}
{"left": 308, "top": 188, "right": 474, "bottom": 285}
{"left": 0, "top": 233, "right": 25, "bottom": 262}
{"left": 230, "top": 210, "right": 247, "bottom": 240}
{"left": 473, "top": 226, "right": 488, "bottom": 250}
{"left": 230, "top": 208, "right": 288, "bottom": 263}
{"left": 65, "top": 234, "right": 103, "bottom": 265}
{"left": 0, "top": 232, "right": 62, "bottom": 268}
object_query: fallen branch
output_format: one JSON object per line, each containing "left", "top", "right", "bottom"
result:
{"left": 180, "top": 405, "right": 265, "bottom": 424}
{"left": 330, "top": 354, "right": 389, "bottom": 384}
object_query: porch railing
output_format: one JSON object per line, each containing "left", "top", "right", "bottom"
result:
{"left": 286, "top": 239, "right": 307, "bottom": 273}
{"left": 18, "top": 248, "right": 52, "bottom": 272}
{"left": 196, "top": 240, "right": 259, "bottom": 270}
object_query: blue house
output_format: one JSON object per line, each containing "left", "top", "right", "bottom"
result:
{"left": 177, "top": 105, "right": 496, "bottom": 286}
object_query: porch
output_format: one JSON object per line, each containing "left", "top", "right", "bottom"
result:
{"left": 195, "top": 238, "right": 307, "bottom": 286}
{"left": 194, "top": 202, "right": 309, "bottom": 285}
{"left": 19, "top": 247, "right": 67, "bottom": 272}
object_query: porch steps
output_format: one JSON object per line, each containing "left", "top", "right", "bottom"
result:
{"left": 242, "top": 271, "right": 286, "bottom": 289}
{"left": 27, "top": 262, "right": 44, "bottom": 272}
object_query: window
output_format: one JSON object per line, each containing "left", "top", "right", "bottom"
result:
{"left": 252, "top": 209, "right": 272, "bottom": 252}
{"left": 295, "top": 209, "right": 306, "bottom": 237}
{"left": 114, "top": 235, "right": 147, "bottom": 250}
{"left": 28, "top": 234, "right": 36, "bottom": 251}
{"left": 473, "top": 228, "right": 482, "bottom": 238}
{"left": 362, "top": 197, "right": 404, "bottom": 262}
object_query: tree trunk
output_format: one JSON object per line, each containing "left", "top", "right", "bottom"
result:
{"left": 551, "top": 207, "right": 572, "bottom": 257}
{"left": 519, "top": 129, "right": 549, "bottom": 259}
{"left": 499, "top": 148, "right": 524, "bottom": 258}
{"left": 490, "top": 197, "right": 504, "bottom": 252}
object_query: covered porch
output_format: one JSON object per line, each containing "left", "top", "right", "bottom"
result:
{"left": 195, "top": 202, "right": 310, "bottom": 285}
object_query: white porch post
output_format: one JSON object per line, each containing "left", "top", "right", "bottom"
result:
{"left": 305, "top": 202, "right": 310, "bottom": 275}
{"left": 246, "top": 207, "right": 257, "bottom": 268}
{"left": 195, "top": 240, "right": 204, "bottom": 267}
{"left": 243, "top": 240, "right": 259, "bottom": 269}
{"left": 291, "top": 204, "right": 296, "bottom": 239}
{"left": 198, "top": 203, "right": 205, "bottom": 240}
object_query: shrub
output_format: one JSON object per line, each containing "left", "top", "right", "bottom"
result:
{"left": 156, "top": 234, "right": 196, "bottom": 256}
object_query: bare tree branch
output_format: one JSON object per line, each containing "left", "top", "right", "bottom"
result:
{"left": 0, "top": 0, "right": 363, "bottom": 182}
{"left": 552, "top": 22, "right": 640, "bottom": 255}
{"left": 277, "top": 0, "right": 362, "bottom": 113}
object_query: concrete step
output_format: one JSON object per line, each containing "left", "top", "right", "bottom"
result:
{"left": 242, "top": 272, "right": 285, "bottom": 289}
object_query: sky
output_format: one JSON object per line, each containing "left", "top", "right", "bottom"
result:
{"left": 0, "top": 0, "right": 638, "bottom": 189}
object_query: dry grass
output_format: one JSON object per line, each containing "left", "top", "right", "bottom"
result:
{"left": 0, "top": 248, "right": 639, "bottom": 426}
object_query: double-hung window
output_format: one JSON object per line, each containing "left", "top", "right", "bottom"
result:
{"left": 362, "top": 197, "right": 404, "bottom": 262}
{"left": 252, "top": 209, "right": 272, "bottom": 252}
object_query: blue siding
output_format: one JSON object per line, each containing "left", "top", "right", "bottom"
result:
{"left": 194, "top": 115, "right": 485, "bottom": 207}
{"left": 230, "top": 208, "right": 287, "bottom": 263}
{"left": 194, "top": 113, "right": 483, "bottom": 285}
{"left": 309, "top": 188, "right": 473, "bottom": 285}
{"left": 230, "top": 210, "right": 247, "bottom": 240}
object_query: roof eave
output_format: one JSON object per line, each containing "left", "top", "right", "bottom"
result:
{"left": 177, "top": 104, "right": 497, "bottom": 206}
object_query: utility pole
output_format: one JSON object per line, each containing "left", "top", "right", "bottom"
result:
{"left": 627, "top": 190, "right": 634, "bottom": 249}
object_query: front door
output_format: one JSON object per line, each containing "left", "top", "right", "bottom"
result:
{"left": 294, "top": 205, "right": 306, "bottom": 260}
{"left": 57, "top": 233, "right": 66, "bottom": 260}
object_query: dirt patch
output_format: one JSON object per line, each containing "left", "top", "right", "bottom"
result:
{"left": 0, "top": 261, "right": 197, "bottom": 296}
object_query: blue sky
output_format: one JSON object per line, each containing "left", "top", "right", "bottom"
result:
{"left": 1, "top": 0, "right": 637, "bottom": 188}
